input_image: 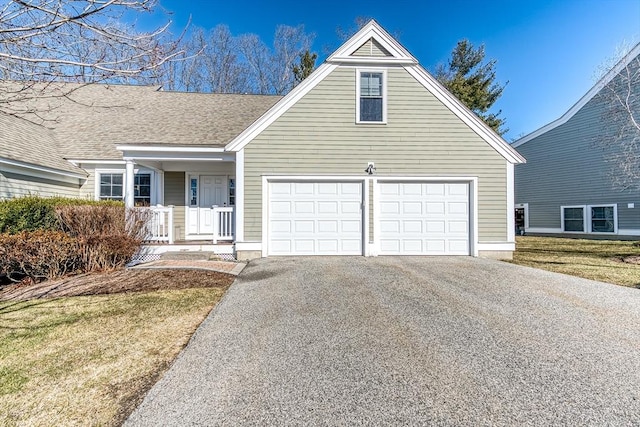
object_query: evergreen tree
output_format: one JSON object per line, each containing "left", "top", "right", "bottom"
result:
{"left": 292, "top": 50, "right": 318, "bottom": 85}
{"left": 435, "top": 40, "right": 507, "bottom": 135}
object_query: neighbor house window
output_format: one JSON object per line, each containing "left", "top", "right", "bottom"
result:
{"left": 562, "top": 206, "right": 585, "bottom": 232}
{"left": 590, "top": 205, "right": 616, "bottom": 233}
{"left": 357, "top": 70, "right": 386, "bottom": 123}
{"left": 98, "top": 171, "right": 152, "bottom": 205}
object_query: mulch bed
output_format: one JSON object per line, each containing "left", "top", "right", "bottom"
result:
{"left": 0, "top": 269, "right": 235, "bottom": 302}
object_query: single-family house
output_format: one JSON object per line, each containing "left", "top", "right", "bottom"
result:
{"left": 0, "top": 20, "right": 525, "bottom": 259}
{"left": 513, "top": 43, "right": 640, "bottom": 237}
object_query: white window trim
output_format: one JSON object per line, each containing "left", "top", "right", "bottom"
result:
{"left": 95, "top": 168, "right": 155, "bottom": 204}
{"left": 355, "top": 68, "right": 387, "bottom": 124}
{"left": 588, "top": 204, "right": 618, "bottom": 234}
{"left": 561, "top": 205, "right": 587, "bottom": 233}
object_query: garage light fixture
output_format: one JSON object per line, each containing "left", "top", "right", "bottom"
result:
{"left": 365, "top": 162, "right": 376, "bottom": 175}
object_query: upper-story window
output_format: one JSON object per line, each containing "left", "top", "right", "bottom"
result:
{"left": 357, "top": 70, "right": 386, "bottom": 123}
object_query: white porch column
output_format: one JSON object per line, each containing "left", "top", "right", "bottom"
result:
{"left": 125, "top": 160, "right": 135, "bottom": 208}
{"left": 156, "top": 170, "right": 165, "bottom": 205}
{"left": 235, "top": 149, "right": 244, "bottom": 242}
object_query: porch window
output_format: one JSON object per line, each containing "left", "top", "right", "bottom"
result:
{"left": 134, "top": 173, "right": 151, "bottom": 206}
{"left": 98, "top": 171, "right": 152, "bottom": 205}
{"left": 190, "top": 177, "right": 198, "bottom": 206}
{"left": 229, "top": 178, "right": 235, "bottom": 206}
{"left": 99, "top": 173, "right": 123, "bottom": 201}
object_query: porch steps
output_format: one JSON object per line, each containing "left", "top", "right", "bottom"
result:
{"left": 160, "top": 251, "right": 219, "bottom": 261}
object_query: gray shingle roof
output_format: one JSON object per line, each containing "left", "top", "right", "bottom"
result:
{"left": 0, "top": 113, "right": 87, "bottom": 175}
{"left": 1, "top": 82, "right": 282, "bottom": 168}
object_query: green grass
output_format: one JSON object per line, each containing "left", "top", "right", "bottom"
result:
{"left": 509, "top": 236, "right": 640, "bottom": 287}
{"left": 0, "top": 287, "right": 227, "bottom": 426}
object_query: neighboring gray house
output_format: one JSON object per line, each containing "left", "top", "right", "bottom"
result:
{"left": 1, "top": 20, "right": 525, "bottom": 259}
{"left": 513, "top": 43, "right": 640, "bottom": 238}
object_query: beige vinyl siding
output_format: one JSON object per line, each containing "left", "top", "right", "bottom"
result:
{"left": 164, "top": 172, "right": 186, "bottom": 240}
{"left": 243, "top": 66, "right": 508, "bottom": 243}
{"left": 352, "top": 38, "right": 391, "bottom": 57}
{"left": 0, "top": 171, "right": 80, "bottom": 199}
{"left": 79, "top": 168, "right": 96, "bottom": 199}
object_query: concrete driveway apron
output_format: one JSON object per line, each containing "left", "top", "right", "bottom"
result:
{"left": 126, "top": 256, "right": 640, "bottom": 426}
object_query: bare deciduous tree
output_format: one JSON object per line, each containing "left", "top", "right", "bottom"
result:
{"left": 0, "top": 0, "right": 181, "bottom": 115}
{"left": 595, "top": 44, "right": 640, "bottom": 191}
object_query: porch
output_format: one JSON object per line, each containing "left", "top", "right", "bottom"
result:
{"left": 141, "top": 205, "right": 235, "bottom": 245}
{"left": 114, "top": 145, "right": 240, "bottom": 254}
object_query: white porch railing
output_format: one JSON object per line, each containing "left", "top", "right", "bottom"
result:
{"left": 142, "top": 205, "right": 174, "bottom": 244}
{"left": 213, "top": 206, "right": 235, "bottom": 244}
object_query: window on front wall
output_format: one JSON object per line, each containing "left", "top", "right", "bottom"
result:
{"left": 358, "top": 71, "right": 385, "bottom": 123}
{"left": 100, "top": 173, "right": 123, "bottom": 201}
{"left": 591, "top": 205, "right": 615, "bottom": 233}
{"left": 99, "top": 172, "right": 151, "bottom": 205}
{"left": 562, "top": 206, "right": 585, "bottom": 232}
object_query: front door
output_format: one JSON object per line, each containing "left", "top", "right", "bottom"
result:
{"left": 187, "top": 175, "right": 227, "bottom": 236}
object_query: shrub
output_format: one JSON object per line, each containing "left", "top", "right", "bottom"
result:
{"left": 0, "top": 231, "right": 81, "bottom": 282}
{"left": 56, "top": 205, "right": 150, "bottom": 271}
{"left": 0, "top": 196, "right": 123, "bottom": 234}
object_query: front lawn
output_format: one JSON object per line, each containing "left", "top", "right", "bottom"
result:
{"left": 510, "top": 236, "right": 640, "bottom": 287}
{"left": 0, "top": 270, "right": 233, "bottom": 426}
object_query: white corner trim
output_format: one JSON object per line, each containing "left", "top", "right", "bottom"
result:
{"left": 226, "top": 63, "right": 338, "bottom": 152}
{"left": 618, "top": 229, "right": 640, "bottom": 236}
{"left": 235, "top": 149, "right": 245, "bottom": 242}
{"left": 477, "top": 243, "right": 516, "bottom": 251}
{"left": 235, "top": 242, "right": 262, "bottom": 251}
{"left": 403, "top": 65, "right": 525, "bottom": 165}
{"left": 512, "top": 42, "right": 640, "bottom": 148}
{"left": 327, "top": 20, "right": 417, "bottom": 64}
{"left": 507, "top": 163, "right": 515, "bottom": 243}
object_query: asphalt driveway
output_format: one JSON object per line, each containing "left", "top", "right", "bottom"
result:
{"left": 126, "top": 257, "right": 640, "bottom": 425}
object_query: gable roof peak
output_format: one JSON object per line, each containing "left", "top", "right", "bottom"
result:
{"left": 327, "top": 20, "right": 417, "bottom": 65}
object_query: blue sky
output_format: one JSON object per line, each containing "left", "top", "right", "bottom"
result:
{"left": 153, "top": 0, "right": 639, "bottom": 141}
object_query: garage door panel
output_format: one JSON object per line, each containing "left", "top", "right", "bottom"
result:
{"left": 381, "top": 201, "right": 400, "bottom": 214}
{"left": 426, "top": 202, "right": 445, "bottom": 214}
{"left": 269, "top": 181, "right": 363, "bottom": 256}
{"left": 294, "top": 201, "right": 314, "bottom": 214}
{"left": 379, "top": 182, "right": 470, "bottom": 255}
{"left": 341, "top": 201, "right": 361, "bottom": 214}
{"left": 318, "top": 220, "right": 338, "bottom": 233}
{"left": 294, "top": 220, "right": 314, "bottom": 233}
{"left": 342, "top": 220, "right": 361, "bottom": 233}
{"left": 402, "top": 202, "right": 422, "bottom": 214}
{"left": 318, "top": 201, "right": 338, "bottom": 214}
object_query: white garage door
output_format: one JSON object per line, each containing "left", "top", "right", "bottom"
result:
{"left": 378, "top": 182, "right": 470, "bottom": 255}
{"left": 268, "top": 181, "right": 363, "bottom": 255}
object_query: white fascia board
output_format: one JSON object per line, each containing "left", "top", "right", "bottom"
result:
{"left": 116, "top": 145, "right": 226, "bottom": 153}
{"left": 513, "top": 42, "right": 640, "bottom": 148}
{"left": 0, "top": 157, "right": 87, "bottom": 180}
{"left": 404, "top": 65, "right": 526, "bottom": 165}
{"left": 67, "top": 159, "right": 126, "bottom": 166}
{"left": 225, "top": 63, "right": 338, "bottom": 152}
{"left": 122, "top": 153, "right": 234, "bottom": 162}
{"left": 327, "top": 20, "right": 417, "bottom": 63}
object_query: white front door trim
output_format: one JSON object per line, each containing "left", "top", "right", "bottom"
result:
{"left": 262, "top": 176, "right": 369, "bottom": 257}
